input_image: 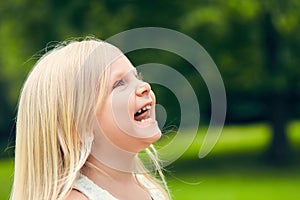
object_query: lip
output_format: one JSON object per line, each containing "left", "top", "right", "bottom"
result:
{"left": 136, "top": 117, "right": 155, "bottom": 126}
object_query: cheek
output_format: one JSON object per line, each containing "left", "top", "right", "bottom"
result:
{"left": 150, "top": 90, "right": 156, "bottom": 104}
{"left": 96, "top": 99, "right": 116, "bottom": 136}
{"left": 96, "top": 95, "right": 145, "bottom": 152}
{"left": 112, "top": 90, "right": 134, "bottom": 120}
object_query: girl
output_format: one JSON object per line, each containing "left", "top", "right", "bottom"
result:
{"left": 10, "top": 38, "right": 170, "bottom": 200}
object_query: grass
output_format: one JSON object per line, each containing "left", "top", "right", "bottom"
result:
{"left": 160, "top": 121, "right": 300, "bottom": 200}
{"left": 168, "top": 169, "right": 300, "bottom": 200}
{"left": 0, "top": 159, "right": 13, "bottom": 200}
{"left": 1, "top": 121, "right": 300, "bottom": 200}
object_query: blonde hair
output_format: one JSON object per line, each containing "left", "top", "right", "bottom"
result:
{"left": 10, "top": 38, "right": 170, "bottom": 200}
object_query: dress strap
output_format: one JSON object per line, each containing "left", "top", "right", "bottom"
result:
{"left": 136, "top": 174, "right": 166, "bottom": 200}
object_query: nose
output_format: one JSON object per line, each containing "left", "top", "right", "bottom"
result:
{"left": 136, "top": 81, "right": 151, "bottom": 97}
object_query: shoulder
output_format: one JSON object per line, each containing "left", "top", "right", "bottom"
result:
{"left": 65, "top": 189, "right": 89, "bottom": 200}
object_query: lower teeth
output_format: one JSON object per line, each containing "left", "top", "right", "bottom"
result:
{"left": 140, "top": 118, "right": 151, "bottom": 123}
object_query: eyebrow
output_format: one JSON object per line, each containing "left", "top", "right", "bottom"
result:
{"left": 110, "top": 68, "right": 137, "bottom": 88}
{"left": 132, "top": 68, "right": 138, "bottom": 75}
{"left": 113, "top": 68, "right": 137, "bottom": 79}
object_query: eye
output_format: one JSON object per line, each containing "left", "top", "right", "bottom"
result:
{"left": 113, "top": 79, "right": 125, "bottom": 89}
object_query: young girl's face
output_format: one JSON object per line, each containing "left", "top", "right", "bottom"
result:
{"left": 95, "top": 55, "right": 161, "bottom": 153}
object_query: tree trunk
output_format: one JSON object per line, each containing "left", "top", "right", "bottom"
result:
{"left": 263, "top": 12, "right": 290, "bottom": 163}
{"left": 267, "top": 94, "right": 290, "bottom": 163}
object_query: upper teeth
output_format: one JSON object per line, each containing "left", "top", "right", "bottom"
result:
{"left": 137, "top": 105, "right": 151, "bottom": 114}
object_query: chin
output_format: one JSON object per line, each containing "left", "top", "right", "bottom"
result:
{"left": 151, "top": 129, "right": 162, "bottom": 142}
{"left": 133, "top": 130, "right": 161, "bottom": 153}
{"left": 144, "top": 129, "right": 162, "bottom": 145}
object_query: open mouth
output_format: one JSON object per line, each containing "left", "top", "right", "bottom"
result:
{"left": 134, "top": 104, "right": 152, "bottom": 123}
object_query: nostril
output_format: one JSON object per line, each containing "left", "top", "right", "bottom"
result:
{"left": 136, "top": 82, "right": 151, "bottom": 96}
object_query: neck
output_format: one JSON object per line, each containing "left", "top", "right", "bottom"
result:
{"left": 83, "top": 154, "right": 137, "bottom": 182}
{"left": 82, "top": 155, "right": 154, "bottom": 200}
{"left": 90, "top": 131, "right": 138, "bottom": 174}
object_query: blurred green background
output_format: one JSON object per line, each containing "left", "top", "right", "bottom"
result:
{"left": 0, "top": 0, "right": 300, "bottom": 199}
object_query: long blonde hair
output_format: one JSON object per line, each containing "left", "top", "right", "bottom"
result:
{"left": 10, "top": 38, "right": 170, "bottom": 200}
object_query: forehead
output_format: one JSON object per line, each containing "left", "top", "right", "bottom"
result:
{"left": 109, "top": 55, "right": 135, "bottom": 79}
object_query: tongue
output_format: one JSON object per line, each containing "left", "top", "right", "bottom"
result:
{"left": 134, "top": 110, "right": 149, "bottom": 121}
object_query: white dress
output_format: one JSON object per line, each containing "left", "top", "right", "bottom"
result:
{"left": 73, "top": 174, "right": 166, "bottom": 200}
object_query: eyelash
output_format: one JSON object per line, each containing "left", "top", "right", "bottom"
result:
{"left": 113, "top": 72, "right": 143, "bottom": 89}
{"left": 113, "top": 79, "right": 125, "bottom": 89}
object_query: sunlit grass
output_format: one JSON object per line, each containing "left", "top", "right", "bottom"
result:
{"left": 211, "top": 123, "right": 271, "bottom": 154}
{"left": 156, "top": 122, "right": 272, "bottom": 161}
{"left": 288, "top": 120, "right": 300, "bottom": 147}
{"left": 157, "top": 121, "right": 300, "bottom": 161}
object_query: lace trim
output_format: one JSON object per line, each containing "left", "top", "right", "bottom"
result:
{"left": 73, "top": 174, "right": 118, "bottom": 200}
{"left": 73, "top": 174, "right": 165, "bottom": 200}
